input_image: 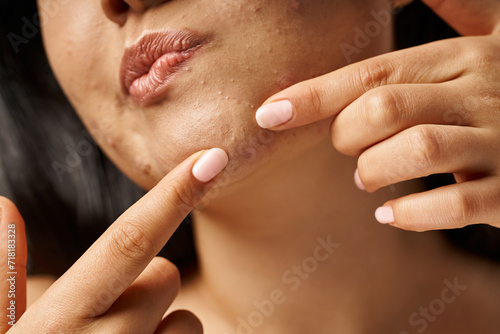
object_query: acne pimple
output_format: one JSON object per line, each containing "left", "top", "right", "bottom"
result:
{"left": 292, "top": 0, "right": 301, "bottom": 11}
{"left": 106, "top": 137, "right": 117, "bottom": 149}
{"left": 134, "top": 158, "right": 151, "bottom": 176}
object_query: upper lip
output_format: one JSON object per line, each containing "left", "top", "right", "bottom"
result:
{"left": 119, "top": 28, "right": 206, "bottom": 103}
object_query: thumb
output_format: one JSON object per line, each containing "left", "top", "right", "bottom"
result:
{"left": 422, "top": 0, "right": 500, "bottom": 35}
{"left": 0, "top": 197, "right": 27, "bottom": 333}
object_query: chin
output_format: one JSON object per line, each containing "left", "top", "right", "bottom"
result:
{"left": 101, "top": 64, "right": 331, "bottom": 191}
{"left": 132, "top": 102, "right": 329, "bottom": 194}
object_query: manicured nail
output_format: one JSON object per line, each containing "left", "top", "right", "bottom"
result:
{"left": 375, "top": 206, "right": 394, "bottom": 224}
{"left": 354, "top": 168, "right": 365, "bottom": 191}
{"left": 192, "top": 148, "right": 229, "bottom": 182}
{"left": 255, "top": 100, "right": 293, "bottom": 128}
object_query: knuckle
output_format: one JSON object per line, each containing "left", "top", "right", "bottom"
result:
{"left": 363, "top": 88, "right": 403, "bottom": 130}
{"left": 109, "top": 222, "right": 155, "bottom": 262}
{"left": 305, "top": 84, "right": 323, "bottom": 117}
{"left": 464, "top": 42, "right": 496, "bottom": 72}
{"left": 448, "top": 188, "right": 475, "bottom": 226}
{"left": 357, "top": 59, "right": 390, "bottom": 92}
{"left": 406, "top": 126, "right": 441, "bottom": 172}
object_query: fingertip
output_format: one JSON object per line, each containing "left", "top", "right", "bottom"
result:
{"left": 157, "top": 309, "right": 204, "bottom": 334}
{"left": 255, "top": 99, "right": 293, "bottom": 129}
{"left": 354, "top": 169, "right": 366, "bottom": 191}
{"left": 375, "top": 206, "right": 395, "bottom": 224}
{"left": 0, "top": 196, "right": 15, "bottom": 213}
{"left": 192, "top": 148, "right": 229, "bottom": 183}
{"left": 0, "top": 196, "right": 25, "bottom": 229}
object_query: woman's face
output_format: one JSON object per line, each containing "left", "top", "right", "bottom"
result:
{"left": 38, "top": 0, "right": 392, "bottom": 190}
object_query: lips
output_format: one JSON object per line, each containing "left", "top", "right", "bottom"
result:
{"left": 120, "top": 29, "right": 206, "bottom": 105}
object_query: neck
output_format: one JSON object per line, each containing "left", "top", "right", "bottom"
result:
{"left": 187, "top": 136, "right": 456, "bottom": 333}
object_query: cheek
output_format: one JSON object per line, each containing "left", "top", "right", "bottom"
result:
{"left": 41, "top": 1, "right": 117, "bottom": 109}
{"left": 38, "top": 0, "right": 390, "bottom": 190}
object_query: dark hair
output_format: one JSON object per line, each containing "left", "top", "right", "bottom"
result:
{"left": 0, "top": 2, "right": 197, "bottom": 276}
{"left": 0, "top": 1, "right": 498, "bottom": 278}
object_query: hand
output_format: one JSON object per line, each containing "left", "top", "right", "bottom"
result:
{"left": 0, "top": 148, "right": 228, "bottom": 333}
{"left": 255, "top": 0, "right": 500, "bottom": 232}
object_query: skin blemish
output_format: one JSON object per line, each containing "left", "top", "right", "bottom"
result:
{"left": 135, "top": 159, "right": 152, "bottom": 176}
{"left": 106, "top": 136, "right": 117, "bottom": 149}
{"left": 292, "top": 0, "right": 301, "bottom": 11}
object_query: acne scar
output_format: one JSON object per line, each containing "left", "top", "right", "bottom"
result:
{"left": 135, "top": 159, "right": 152, "bottom": 176}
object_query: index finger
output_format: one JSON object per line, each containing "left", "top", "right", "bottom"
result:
{"left": 255, "top": 37, "right": 466, "bottom": 130}
{"left": 42, "top": 148, "right": 228, "bottom": 317}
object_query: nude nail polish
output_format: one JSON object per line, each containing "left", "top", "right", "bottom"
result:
{"left": 192, "top": 148, "right": 229, "bottom": 182}
{"left": 375, "top": 206, "right": 394, "bottom": 224}
{"left": 354, "top": 168, "right": 366, "bottom": 191}
{"left": 255, "top": 100, "right": 293, "bottom": 128}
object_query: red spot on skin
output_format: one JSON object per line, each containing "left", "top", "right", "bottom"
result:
{"left": 106, "top": 137, "right": 117, "bottom": 149}
{"left": 292, "top": 0, "right": 300, "bottom": 11}
{"left": 141, "top": 164, "right": 151, "bottom": 176}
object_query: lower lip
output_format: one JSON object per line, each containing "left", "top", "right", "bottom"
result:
{"left": 129, "top": 47, "right": 201, "bottom": 105}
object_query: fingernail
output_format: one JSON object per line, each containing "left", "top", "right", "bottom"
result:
{"left": 192, "top": 148, "right": 229, "bottom": 182}
{"left": 354, "top": 168, "right": 365, "bottom": 191}
{"left": 375, "top": 206, "right": 394, "bottom": 224}
{"left": 255, "top": 100, "right": 293, "bottom": 128}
